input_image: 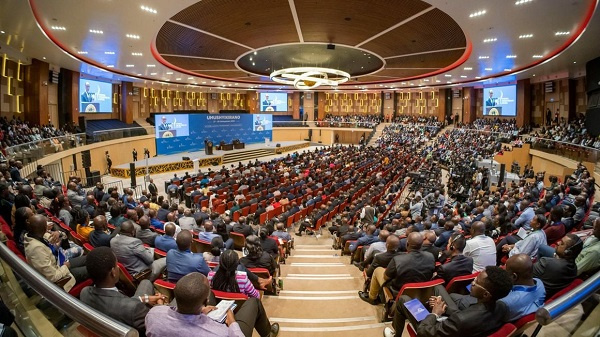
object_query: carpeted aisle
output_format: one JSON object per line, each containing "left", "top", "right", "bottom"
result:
{"left": 260, "top": 231, "right": 395, "bottom": 337}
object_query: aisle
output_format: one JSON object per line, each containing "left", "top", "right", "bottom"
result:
{"left": 261, "top": 233, "right": 393, "bottom": 337}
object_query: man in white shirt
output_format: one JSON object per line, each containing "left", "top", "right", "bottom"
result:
{"left": 463, "top": 222, "right": 496, "bottom": 272}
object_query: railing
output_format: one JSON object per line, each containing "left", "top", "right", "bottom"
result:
{"left": 0, "top": 241, "right": 138, "bottom": 337}
{"left": 536, "top": 271, "right": 600, "bottom": 325}
{"left": 3, "top": 133, "right": 86, "bottom": 164}
{"left": 271, "top": 120, "right": 380, "bottom": 128}
{"left": 91, "top": 126, "right": 150, "bottom": 143}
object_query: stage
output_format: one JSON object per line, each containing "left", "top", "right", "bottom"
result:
{"left": 110, "top": 141, "right": 310, "bottom": 178}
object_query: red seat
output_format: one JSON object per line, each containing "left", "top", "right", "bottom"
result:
{"left": 191, "top": 238, "right": 212, "bottom": 254}
{"left": 230, "top": 232, "right": 246, "bottom": 250}
{"left": 68, "top": 278, "right": 93, "bottom": 298}
{"left": 382, "top": 279, "right": 446, "bottom": 321}
{"left": 83, "top": 243, "right": 95, "bottom": 254}
{"left": 212, "top": 289, "right": 249, "bottom": 301}
{"left": 241, "top": 206, "right": 250, "bottom": 216}
{"left": 259, "top": 212, "right": 268, "bottom": 224}
{"left": 488, "top": 323, "right": 517, "bottom": 337}
{"left": 154, "top": 279, "right": 176, "bottom": 303}
{"left": 445, "top": 272, "right": 479, "bottom": 295}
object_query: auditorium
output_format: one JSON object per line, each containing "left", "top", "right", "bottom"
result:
{"left": 1, "top": 0, "right": 600, "bottom": 336}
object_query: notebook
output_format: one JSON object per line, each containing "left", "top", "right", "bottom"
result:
{"left": 207, "top": 300, "right": 237, "bottom": 324}
{"left": 403, "top": 298, "right": 430, "bottom": 322}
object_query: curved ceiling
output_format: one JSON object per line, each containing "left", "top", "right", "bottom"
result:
{"left": 0, "top": 0, "right": 598, "bottom": 90}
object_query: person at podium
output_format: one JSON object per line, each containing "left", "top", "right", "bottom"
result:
{"left": 158, "top": 116, "right": 172, "bottom": 130}
{"left": 81, "top": 82, "right": 95, "bottom": 102}
{"left": 262, "top": 95, "right": 272, "bottom": 111}
{"left": 485, "top": 89, "right": 497, "bottom": 107}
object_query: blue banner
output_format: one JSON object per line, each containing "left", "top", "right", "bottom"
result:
{"left": 155, "top": 114, "right": 273, "bottom": 155}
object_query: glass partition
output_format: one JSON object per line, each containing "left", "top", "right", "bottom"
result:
{"left": 0, "top": 241, "right": 138, "bottom": 337}
{"left": 91, "top": 126, "right": 151, "bottom": 143}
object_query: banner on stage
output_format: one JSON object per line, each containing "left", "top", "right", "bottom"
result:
{"left": 154, "top": 113, "right": 273, "bottom": 155}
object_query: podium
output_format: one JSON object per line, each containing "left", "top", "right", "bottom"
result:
{"left": 81, "top": 103, "right": 100, "bottom": 113}
{"left": 205, "top": 141, "right": 213, "bottom": 155}
{"left": 485, "top": 106, "right": 502, "bottom": 116}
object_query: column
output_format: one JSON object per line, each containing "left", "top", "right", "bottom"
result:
{"left": 24, "top": 58, "right": 49, "bottom": 125}
{"left": 120, "top": 81, "right": 134, "bottom": 124}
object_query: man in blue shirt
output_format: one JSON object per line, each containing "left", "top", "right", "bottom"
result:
{"left": 166, "top": 230, "right": 210, "bottom": 282}
{"left": 197, "top": 221, "right": 218, "bottom": 242}
{"left": 155, "top": 223, "right": 178, "bottom": 253}
{"left": 512, "top": 200, "right": 535, "bottom": 230}
{"left": 349, "top": 224, "right": 379, "bottom": 263}
{"left": 500, "top": 254, "right": 545, "bottom": 322}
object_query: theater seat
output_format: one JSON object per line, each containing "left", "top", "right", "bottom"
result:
{"left": 382, "top": 279, "right": 445, "bottom": 322}
{"left": 154, "top": 279, "right": 176, "bottom": 303}
{"left": 445, "top": 272, "right": 479, "bottom": 295}
{"left": 230, "top": 232, "right": 246, "bottom": 251}
{"left": 69, "top": 278, "right": 93, "bottom": 298}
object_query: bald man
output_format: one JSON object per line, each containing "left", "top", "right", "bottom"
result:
{"left": 89, "top": 215, "right": 116, "bottom": 248}
{"left": 145, "top": 272, "right": 279, "bottom": 337}
{"left": 365, "top": 234, "right": 401, "bottom": 278}
{"left": 155, "top": 223, "right": 178, "bottom": 253}
{"left": 498, "top": 254, "right": 545, "bottom": 321}
{"left": 360, "top": 232, "right": 435, "bottom": 305}
{"left": 355, "top": 230, "right": 390, "bottom": 270}
{"left": 110, "top": 220, "right": 166, "bottom": 281}
{"left": 166, "top": 230, "right": 209, "bottom": 282}
{"left": 464, "top": 221, "right": 496, "bottom": 272}
{"left": 136, "top": 215, "right": 158, "bottom": 247}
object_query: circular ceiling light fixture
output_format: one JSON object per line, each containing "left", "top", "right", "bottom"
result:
{"left": 270, "top": 67, "right": 350, "bottom": 90}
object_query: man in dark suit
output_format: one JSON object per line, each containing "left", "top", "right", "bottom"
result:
{"left": 533, "top": 233, "right": 582, "bottom": 297}
{"left": 81, "top": 247, "right": 166, "bottom": 335}
{"left": 81, "top": 82, "right": 94, "bottom": 102}
{"left": 435, "top": 233, "right": 473, "bottom": 284}
{"left": 421, "top": 230, "right": 442, "bottom": 260}
{"left": 148, "top": 178, "right": 158, "bottom": 197}
{"left": 360, "top": 232, "right": 435, "bottom": 304}
{"left": 384, "top": 266, "right": 512, "bottom": 337}
{"left": 365, "top": 235, "right": 401, "bottom": 278}
{"left": 232, "top": 216, "right": 255, "bottom": 237}
{"left": 136, "top": 216, "right": 158, "bottom": 247}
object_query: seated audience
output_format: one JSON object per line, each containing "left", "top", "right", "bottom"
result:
{"left": 463, "top": 222, "right": 496, "bottom": 272}
{"left": 145, "top": 272, "right": 279, "bottom": 337}
{"left": 136, "top": 215, "right": 158, "bottom": 247}
{"left": 360, "top": 232, "right": 435, "bottom": 305}
{"left": 208, "top": 250, "right": 260, "bottom": 299}
{"left": 88, "top": 215, "right": 114, "bottom": 248}
{"left": 240, "top": 235, "right": 277, "bottom": 276}
{"left": 110, "top": 220, "right": 166, "bottom": 281}
{"left": 383, "top": 266, "right": 513, "bottom": 337}
{"left": 533, "top": 233, "right": 583, "bottom": 297}
{"left": 576, "top": 218, "right": 600, "bottom": 275}
{"left": 154, "top": 222, "right": 178, "bottom": 252}
{"left": 81, "top": 247, "right": 165, "bottom": 335}
{"left": 24, "top": 214, "right": 87, "bottom": 291}
{"left": 435, "top": 233, "right": 473, "bottom": 284}
{"left": 500, "top": 254, "right": 545, "bottom": 322}
{"left": 166, "top": 230, "right": 209, "bottom": 282}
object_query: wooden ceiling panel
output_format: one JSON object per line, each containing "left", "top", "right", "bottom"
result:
{"left": 361, "top": 8, "right": 466, "bottom": 58}
{"left": 354, "top": 69, "right": 427, "bottom": 82}
{"left": 162, "top": 56, "right": 237, "bottom": 71}
{"left": 189, "top": 70, "right": 251, "bottom": 79}
{"left": 170, "top": 0, "right": 299, "bottom": 49}
{"left": 294, "top": 0, "right": 432, "bottom": 46}
{"left": 156, "top": 21, "right": 248, "bottom": 60}
{"left": 385, "top": 49, "right": 466, "bottom": 69}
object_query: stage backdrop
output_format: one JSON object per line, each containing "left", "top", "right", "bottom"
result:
{"left": 154, "top": 113, "right": 273, "bottom": 155}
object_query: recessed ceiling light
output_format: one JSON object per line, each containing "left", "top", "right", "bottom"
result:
{"left": 126, "top": 34, "right": 140, "bottom": 39}
{"left": 519, "top": 34, "right": 533, "bottom": 39}
{"left": 132, "top": 52, "right": 143, "bottom": 56}
{"left": 202, "top": 82, "right": 207, "bottom": 84}
{"left": 89, "top": 29, "right": 103, "bottom": 34}
{"left": 532, "top": 74, "right": 536, "bottom": 76}
{"left": 0, "top": 31, "right": 5, "bottom": 34}
{"left": 107, "top": 65, "right": 114, "bottom": 68}
{"left": 515, "top": 0, "right": 533, "bottom": 4}
{"left": 188, "top": 77, "right": 194, "bottom": 80}
{"left": 573, "top": 61, "right": 577, "bottom": 64}
{"left": 532, "top": 55, "right": 543, "bottom": 58}
{"left": 469, "top": 10, "right": 487, "bottom": 18}
{"left": 478, "top": 56, "right": 489, "bottom": 59}
{"left": 504, "top": 68, "right": 512, "bottom": 71}
{"left": 77, "top": 51, "right": 88, "bottom": 55}
{"left": 137, "top": 73, "right": 142, "bottom": 76}
{"left": 166, "top": 72, "right": 173, "bottom": 75}
{"left": 463, "top": 67, "right": 473, "bottom": 70}
{"left": 175, "top": 78, "right": 182, "bottom": 80}
{"left": 506, "top": 55, "right": 517, "bottom": 58}
{"left": 435, "top": 80, "right": 441, "bottom": 83}
{"left": 147, "top": 64, "right": 155, "bottom": 67}
{"left": 140, "top": 5, "right": 157, "bottom": 14}
{"left": 555, "top": 31, "right": 570, "bottom": 36}
{"left": 483, "top": 38, "right": 497, "bottom": 43}
{"left": 51, "top": 26, "right": 66, "bottom": 31}
{"left": 235, "top": 83, "right": 239, "bottom": 85}
{"left": 104, "top": 51, "right": 115, "bottom": 55}
{"left": 423, "top": 79, "right": 429, "bottom": 82}
{"left": 446, "top": 81, "right": 452, "bottom": 84}
{"left": 444, "top": 74, "right": 452, "bottom": 77}
{"left": 484, "top": 67, "right": 493, "bottom": 71}
{"left": 211, "top": 81, "right": 216, "bottom": 83}
{"left": 475, "top": 76, "right": 481, "bottom": 79}
{"left": 42, "top": 57, "right": 46, "bottom": 60}
{"left": 126, "top": 64, "right": 134, "bottom": 67}
{"left": 150, "top": 72, "right": 157, "bottom": 75}
{"left": 460, "top": 75, "right": 467, "bottom": 78}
